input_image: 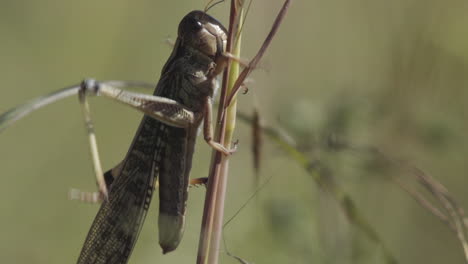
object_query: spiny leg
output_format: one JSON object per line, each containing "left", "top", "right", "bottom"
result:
{"left": 78, "top": 79, "right": 198, "bottom": 197}
{"left": 0, "top": 79, "right": 162, "bottom": 199}
{"left": 70, "top": 179, "right": 210, "bottom": 204}
{"left": 69, "top": 159, "right": 124, "bottom": 203}
{"left": 80, "top": 79, "right": 195, "bottom": 128}
{"left": 203, "top": 96, "right": 237, "bottom": 155}
{"left": 77, "top": 79, "right": 237, "bottom": 198}
{"left": 0, "top": 80, "right": 155, "bottom": 134}
{"left": 78, "top": 85, "right": 108, "bottom": 198}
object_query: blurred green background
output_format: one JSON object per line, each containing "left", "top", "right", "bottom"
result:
{"left": 1, "top": 0, "right": 468, "bottom": 263}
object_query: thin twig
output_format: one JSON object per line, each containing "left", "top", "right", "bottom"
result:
{"left": 393, "top": 177, "right": 454, "bottom": 231}
{"left": 225, "top": 0, "right": 291, "bottom": 107}
{"left": 403, "top": 164, "right": 468, "bottom": 263}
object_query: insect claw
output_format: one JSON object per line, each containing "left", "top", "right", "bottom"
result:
{"left": 222, "top": 145, "right": 237, "bottom": 155}
{"left": 220, "top": 140, "right": 239, "bottom": 155}
{"left": 217, "top": 140, "right": 239, "bottom": 155}
{"left": 233, "top": 139, "right": 239, "bottom": 148}
{"left": 190, "top": 177, "right": 208, "bottom": 187}
{"left": 222, "top": 144, "right": 237, "bottom": 155}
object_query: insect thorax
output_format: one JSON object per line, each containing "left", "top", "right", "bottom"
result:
{"left": 160, "top": 45, "right": 219, "bottom": 112}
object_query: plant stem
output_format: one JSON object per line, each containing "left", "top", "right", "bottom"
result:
{"left": 197, "top": 1, "right": 290, "bottom": 262}
{"left": 196, "top": 2, "right": 242, "bottom": 264}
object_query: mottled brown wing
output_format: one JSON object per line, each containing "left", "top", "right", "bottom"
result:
{"left": 76, "top": 69, "right": 186, "bottom": 263}
{"left": 156, "top": 58, "right": 202, "bottom": 252}
{"left": 77, "top": 115, "right": 166, "bottom": 264}
{"left": 157, "top": 124, "right": 197, "bottom": 252}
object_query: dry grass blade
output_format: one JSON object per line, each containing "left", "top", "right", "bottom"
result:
{"left": 393, "top": 177, "right": 452, "bottom": 230}
{"left": 242, "top": 112, "right": 468, "bottom": 262}
{"left": 235, "top": 112, "right": 399, "bottom": 264}
{"left": 353, "top": 147, "right": 468, "bottom": 263}
{"left": 226, "top": 252, "right": 251, "bottom": 264}
{"left": 225, "top": 0, "right": 291, "bottom": 107}
{"left": 394, "top": 159, "right": 468, "bottom": 262}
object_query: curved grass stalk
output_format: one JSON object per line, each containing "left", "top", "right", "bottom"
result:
{"left": 235, "top": 112, "right": 399, "bottom": 264}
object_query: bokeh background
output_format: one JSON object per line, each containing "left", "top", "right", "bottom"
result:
{"left": 1, "top": 0, "right": 468, "bottom": 263}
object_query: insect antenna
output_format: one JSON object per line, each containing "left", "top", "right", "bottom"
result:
{"left": 204, "top": 0, "right": 226, "bottom": 13}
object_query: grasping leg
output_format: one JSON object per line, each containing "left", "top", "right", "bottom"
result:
{"left": 203, "top": 96, "right": 237, "bottom": 156}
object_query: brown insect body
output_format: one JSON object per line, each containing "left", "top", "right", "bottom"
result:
{"left": 77, "top": 10, "right": 227, "bottom": 263}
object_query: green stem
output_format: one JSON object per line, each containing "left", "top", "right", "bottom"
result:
{"left": 196, "top": 2, "right": 243, "bottom": 264}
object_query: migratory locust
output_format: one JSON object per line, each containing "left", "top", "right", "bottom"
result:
{"left": 0, "top": 10, "right": 232, "bottom": 264}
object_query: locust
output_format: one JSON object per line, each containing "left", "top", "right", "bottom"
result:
{"left": 0, "top": 10, "right": 232, "bottom": 264}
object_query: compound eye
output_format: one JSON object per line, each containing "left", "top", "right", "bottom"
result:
{"left": 187, "top": 17, "right": 203, "bottom": 32}
{"left": 194, "top": 20, "right": 203, "bottom": 31}
{"left": 178, "top": 12, "right": 207, "bottom": 38}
